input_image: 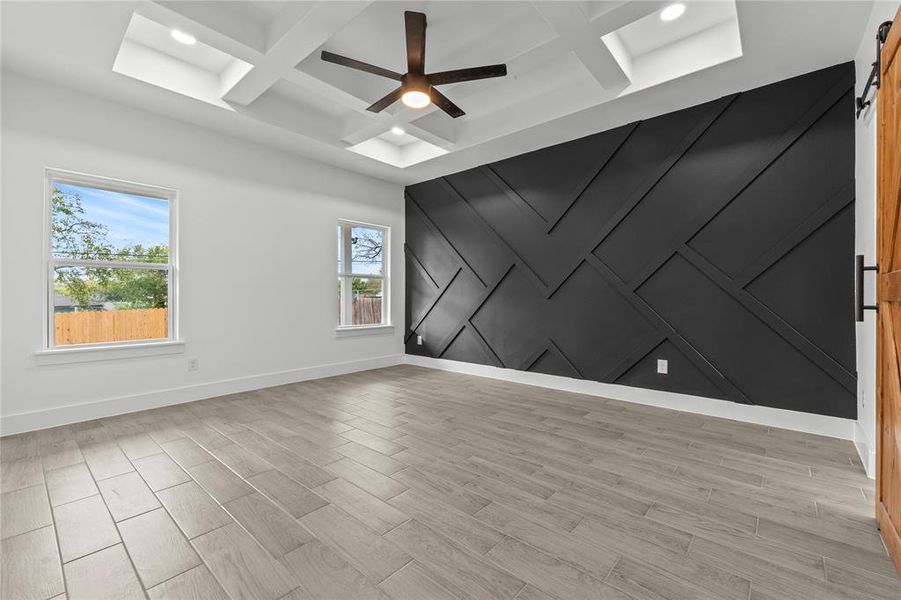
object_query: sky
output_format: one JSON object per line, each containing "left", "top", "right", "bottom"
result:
{"left": 54, "top": 182, "right": 169, "bottom": 250}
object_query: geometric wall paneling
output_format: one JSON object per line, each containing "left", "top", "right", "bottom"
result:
{"left": 636, "top": 254, "right": 855, "bottom": 418}
{"left": 688, "top": 94, "right": 855, "bottom": 279}
{"left": 406, "top": 62, "right": 856, "bottom": 419}
{"left": 595, "top": 64, "right": 855, "bottom": 286}
{"left": 526, "top": 342, "right": 582, "bottom": 380}
{"left": 744, "top": 206, "right": 856, "bottom": 373}
{"left": 441, "top": 326, "right": 503, "bottom": 368}
{"left": 614, "top": 340, "right": 729, "bottom": 401}
{"left": 489, "top": 124, "right": 636, "bottom": 230}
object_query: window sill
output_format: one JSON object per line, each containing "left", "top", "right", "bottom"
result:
{"left": 34, "top": 340, "right": 186, "bottom": 365}
{"left": 335, "top": 325, "right": 395, "bottom": 338}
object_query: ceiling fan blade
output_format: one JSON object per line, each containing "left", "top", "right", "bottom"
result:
{"left": 367, "top": 87, "right": 403, "bottom": 113}
{"left": 320, "top": 51, "right": 402, "bottom": 81}
{"left": 430, "top": 88, "right": 465, "bottom": 118}
{"left": 428, "top": 64, "right": 508, "bottom": 86}
{"left": 405, "top": 11, "right": 426, "bottom": 74}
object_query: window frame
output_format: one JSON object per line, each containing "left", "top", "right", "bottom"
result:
{"left": 43, "top": 168, "right": 179, "bottom": 351}
{"left": 336, "top": 219, "right": 390, "bottom": 329}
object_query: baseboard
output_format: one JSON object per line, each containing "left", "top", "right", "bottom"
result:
{"left": 405, "top": 355, "right": 857, "bottom": 441}
{"left": 0, "top": 354, "right": 404, "bottom": 436}
{"left": 854, "top": 420, "right": 877, "bottom": 479}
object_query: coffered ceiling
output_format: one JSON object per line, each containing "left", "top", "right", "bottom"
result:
{"left": 0, "top": 1, "right": 875, "bottom": 184}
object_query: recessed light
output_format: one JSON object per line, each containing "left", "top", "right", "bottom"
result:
{"left": 171, "top": 29, "right": 196, "bottom": 45}
{"left": 391, "top": 126, "right": 406, "bottom": 135}
{"left": 660, "top": 3, "right": 686, "bottom": 22}
{"left": 401, "top": 90, "right": 430, "bottom": 109}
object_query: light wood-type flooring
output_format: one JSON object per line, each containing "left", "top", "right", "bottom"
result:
{"left": 2, "top": 365, "right": 899, "bottom": 599}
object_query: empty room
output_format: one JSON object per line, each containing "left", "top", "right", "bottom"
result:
{"left": 3, "top": 0, "right": 901, "bottom": 598}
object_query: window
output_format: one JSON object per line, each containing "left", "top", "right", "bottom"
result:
{"left": 46, "top": 169, "right": 177, "bottom": 348}
{"left": 337, "top": 221, "right": 388, "bottom": 327}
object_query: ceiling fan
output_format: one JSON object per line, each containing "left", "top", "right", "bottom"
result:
{"left": 320, "top": 11, "right": 507, "bottom": 118}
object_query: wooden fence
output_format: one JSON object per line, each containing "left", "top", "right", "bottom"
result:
{"left": 340, "top": 296, "right": 383, "bottom": 325}
{"left": 54, "top": 308, "right": 167, "bottom": 346}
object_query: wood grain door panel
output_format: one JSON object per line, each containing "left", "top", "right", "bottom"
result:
{"left": 877, "top": 6, "right": 901, "bottom": 575}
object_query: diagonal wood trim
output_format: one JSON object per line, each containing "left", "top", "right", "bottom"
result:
{"left": 433, "top": 264, "right": 516, "bottom": 358}
{"left": 678, "top": 245, "right": 856, "bottom": 393}
{"left": 545, "top": 123, "right": 640, "bottom": 234}
{"left": 734, "top": 181, "right": 855, "bottom": 287}
{"left": 624, "top": 81, "right": 854, "bottom": 294}
{"left": 438, "top": 177, "right": 550, "bottom": 289}
{"left": 545, "top": 94, "right": 738, "bottom": 298}
{"left": 405, "top": 192, "right": 488, "bottom": 287}
{"left": 404, "top": 266, "right": 462, "bottom": 343}
{"left": 479, "top": 165, "right": 549, "bottom": 228}
{"left": 584, "top": 253, "right": 752, "bottom": 404}
{"left": 600, "top": 330, "right": 668, "bottom": 382}
{"left": 404, "top": 243, "right": 440, "bottom": 289}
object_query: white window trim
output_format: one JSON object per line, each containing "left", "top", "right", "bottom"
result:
{"left": 336, "top": 219, "right": 390, "bottom": 330}
{"left": 40, "top": 168, "right": 181, "bottom": 356}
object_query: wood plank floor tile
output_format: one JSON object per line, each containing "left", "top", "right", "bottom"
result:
{"left": 209, "top": 443, "right": 273, "bottom": 478}
{"left": 0, "top": 366, "right": 890, "bottom": 599}
{"left": 192, "top": 522, "right": 299, "bottom": 600}
{"left": 45, "top": 463, "right": 97, "bottom": 507}
{"left": 80, "top": 442, "right": 134, "bottom": 481}
{"left": 384, "top": 519, "right": 525, "bottom": 600}
{"left": 98, "top": 471, "right": 160, "bottom": 521}
{"left": 300, "top": 503, "right": 412, "bottom": 583}
{"left": 257, "top": 449, "right": 336, "bottom": 488}
{"left": 392, "top": 467, "right": 491, "bottom": 516}
{"left": 53, "top": 494, "right": 119, "bottom": 562}
{"left": 116, "top": 433, "right": 162, "bottom": 461}
{"left": 379, "top": 560, "right": 458, "bottom": 600}
{"left": 1, "top": 484, "right": 52, "bottom": 539}
{"left": 188, "top": 459, "right": 254, "bottom": 503}
{"left": 146, "top": 565, "right": 230, "bottom": 600}
{"left": 248, "top": 469, "right": 328, "bottom": 519}
{"left": 118, "top": 507, "right": 202, "bottom": 588}
{"left": 474, "top": 501, "right": 616, "bottom": 576}
{"left": 341, "top": 428, "right": 407, "bottom": 455}
{"left": 223, "top": 492, "right": 313, "bottom": 557}
{"left": 156, "top": 481, "right": 233, "bottom": 539}
{"left": 162, "top": 438, "right": 213, "bottom": 468}
{"left": 282, "top": 539, "right": 391, "bottom": 600}
{"left": 64, "top": 544, "right": 144, "bottom": 600}
{"left": 133, "top": 452, "right": 191, "bottom": 491}
{"left": 391, "top": 488, "right": 504, "bottom": 556}
{"left": 327, "top": 457, "right": 408, "bottom": 500}
{"left": 0, "top": 457, "right": 44, "bottom": 493}
{"left": 486, "top": 535, "right": 616, "bottom": 600}
{"left": 315, "top": 477, "right": 409, "bottom": 534}
{"left": 334, "top": 441, "right": 406, "bottom": 475}
{"left": 40, "top": 440, "right": 84, "bottom": 471}
{"left": 0, "top": 526, "right": 64, "bottom": 600}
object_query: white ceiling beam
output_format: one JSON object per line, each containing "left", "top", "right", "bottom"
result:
{"left": 532, "top": 1, "right": 631, "bottom": 91}
{"left": 222, "top": 1, "right": 372, "bottom": 107}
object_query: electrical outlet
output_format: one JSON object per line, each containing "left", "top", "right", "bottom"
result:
{"left": 417, "top": 335, "right": 423, "bottom": 346}
{"left": 188, "top": 357, "right": 199, "bottom": 372}
{"left": 657, "top": 359, "right": 668, "bottom": 375}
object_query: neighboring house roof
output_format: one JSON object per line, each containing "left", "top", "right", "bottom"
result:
{"left": 54, "top": 292, "right": 104, "bottom": 308}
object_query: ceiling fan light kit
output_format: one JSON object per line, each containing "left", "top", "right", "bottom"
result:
{"left": 320, "top": 10, "right": 507, "bottom": 118}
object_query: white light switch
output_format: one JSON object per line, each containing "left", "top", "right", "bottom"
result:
{"left": 417, "top": 335, "right": 423, "bottom": 346}
{"left": 657, "top": 359, "right": 668, "bottom": 374}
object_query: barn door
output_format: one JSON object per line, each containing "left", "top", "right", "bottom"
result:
{"left": 877, "top": 7, "right": 901, "bottom": 575}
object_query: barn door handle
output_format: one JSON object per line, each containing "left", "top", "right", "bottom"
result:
{"left": 857, "top": 254, "right": 879, "bottom": 322}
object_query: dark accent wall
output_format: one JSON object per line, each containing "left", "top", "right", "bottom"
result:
{"left": 404, "top": 62, "right": 857, "bottom": 419}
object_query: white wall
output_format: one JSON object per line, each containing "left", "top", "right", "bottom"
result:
{"left": 854, "top": 1, "right": 897, "bottom": 477}
{"left": 0, "top": 71, "right": 405, "bottom": 434}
